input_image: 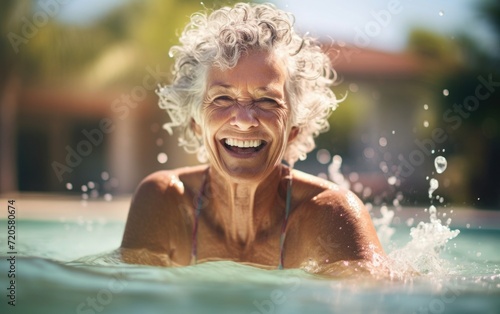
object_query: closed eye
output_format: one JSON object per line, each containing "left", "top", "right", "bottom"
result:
{"left": 255, "top": 98, "right": 282, "bottom": 108}
{"left": 212, "top": 96, "right": 235, "bottom": 107}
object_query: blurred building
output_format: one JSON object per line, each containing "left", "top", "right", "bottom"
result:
{"left": 1, "top": 44, "right": 430, "bottom": 199}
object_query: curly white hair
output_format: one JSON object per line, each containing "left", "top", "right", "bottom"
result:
{"left": 157, "top": 2, "right": 339, "bottom": 166}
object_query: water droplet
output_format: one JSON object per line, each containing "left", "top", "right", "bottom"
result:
{"left": 101, "top": 171, "right": 110, "bottom": 181}
{"left": 379, "top": 137, "right": 387, "bottom": 147}
{"left": 349, "top": 83, "right": 359, "bottom": 92}
{"left": 81, "top": 185, "right": 88, "bottom": 192}
{"left": 348, "top": 172, "right": 359, "bottom": 182}
{"left": 66, "top": 183, "right": 73, "bottom": 190}
{"left": 428, "top": 178, "right": 439, "bottom": 198}
{"left": 438, "top": 10, "right": 444, "bottom": 16}
{"left": 443, "top": 89, "right": 449, "bottom": 96}
{"left": 317, "top": 172, "right": 327, "bottom": 179}
{"left": 423, "top": 120, "right": 429, "bottom": 128}
{"left": 316, "top": 149, "right": 331, "bottom": 164}
{"left": 434, "top": 156, "right": 447, "bottom": 174}
{"left": 156, "top": 138, "right": 164, "bottom": 146}
{"left": 379, "top": 161, "right": 388, "bottom": 173}
{"left": 387, "top": 176, "right": 397, "bottom": 185}
{"left": 82, "top": 193, "right": 89, "bottom": 200}
{"left": 87, "top": 181, "right": 95, "bottom": 189}
{"left": 406, "top": 217, "right": 414, "bottom": 226}
{"left": 429, "top": 205, "right": 436, "bottom": 215}
{"left": 428, "top": 205, "right": 438, "bottom": 222}
{"left": 157, "top": 152, "right": 168, "bottom": 164}
{"left": 363, "top": 147, "right": 375, "bottom": 159}
{"left": 476, "top": 252, "right": 482, "bottom": 257}
{"left": 466, "top": 223, "right": 470, "bottom": 229}
{"left": 423, "top": 104, "right": 429, "bottom": 110}
{"left": 104, "top": 193, "right": 113, "bottom": 201}
{"left": 392, "top": 130, "right": 395, "bottom": 134}
{"left": 353, "top": 182, "right": 363, "bottom": 194}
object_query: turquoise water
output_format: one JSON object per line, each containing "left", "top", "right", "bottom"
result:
{"left": 1, "top": 207, "right": 500, "bottom": 314}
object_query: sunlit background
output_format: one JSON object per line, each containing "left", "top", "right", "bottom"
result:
{"left": 1, "top": 0, "right": 499, "bottom": 209}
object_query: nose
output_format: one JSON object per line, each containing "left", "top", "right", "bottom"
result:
{"left": 229, "top": 104, "right": 259, "bottom": 130}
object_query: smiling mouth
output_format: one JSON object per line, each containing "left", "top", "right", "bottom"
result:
{"left": 222, "top": 138, "right": 267, "bottom": 155}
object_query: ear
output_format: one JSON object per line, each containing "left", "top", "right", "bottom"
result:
{"left": 287, "top": 126, "right": 299, "bottom": 143}
{"left": 191, "top": 118, "right": 202, "bottom": 136}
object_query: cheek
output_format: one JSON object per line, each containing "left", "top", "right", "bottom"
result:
{"left": 202, "top": 108, "right": 229, "bottom": 131}
{"left": 260, "top": 109, "right": 290, "bottom": 133}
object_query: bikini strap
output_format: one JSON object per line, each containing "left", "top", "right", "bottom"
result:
{"left": 278, "top": 167, "right": 293, "bottom": 269}
{"left": 191, "top": 166, "right": 291, "bottom": 268}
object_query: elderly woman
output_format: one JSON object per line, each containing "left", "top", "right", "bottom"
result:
{"left": 120, "top": 2, "right": 384, "bottom": 272}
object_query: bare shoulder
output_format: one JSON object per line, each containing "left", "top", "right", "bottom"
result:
{"left": 284, "top": 169, "right": 384, "bottom": 267}
{"left": 137, "top": 164, "right": 208, "bottom": 193}
{"left": 121, "top": 165, "right": 208, "bottom": 262}
{"left": 125, "top": 165, "right": 207, "bottom": 214}
{"left": 291, "top": 169, "right": 369, "bottom": 223}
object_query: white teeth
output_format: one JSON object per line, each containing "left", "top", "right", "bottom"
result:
{"left": 225, "top": 139, "right": 263, "bottom": 148}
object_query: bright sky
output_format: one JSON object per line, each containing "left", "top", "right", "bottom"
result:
{"left": 56, "top": 0, "right": 496, "bottom": 52}
{"left": 273, "top": 0, "right": 495, "bottom": 52}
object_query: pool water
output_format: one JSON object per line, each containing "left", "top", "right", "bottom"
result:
{"left": 0, "top": 197, "right": 499, "bottom": 314}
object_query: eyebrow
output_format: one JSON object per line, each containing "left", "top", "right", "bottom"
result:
{"left": 206, "top": 84, "right": 236, "bottom": 93}
{"left": 206, "top": 84, "right": 285, "bottom": 99}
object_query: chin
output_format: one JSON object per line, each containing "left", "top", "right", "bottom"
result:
{"left": 221, "top": 163, "right": 273, "bottom": 182}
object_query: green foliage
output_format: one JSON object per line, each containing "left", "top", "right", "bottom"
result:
{"left": 1, "top": 0, "right": 243, "bottom": 86}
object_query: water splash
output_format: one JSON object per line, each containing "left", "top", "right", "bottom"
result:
{"left": 389, "top": 152, "right": 459, "bottom": 275}
{"left": 320, "top": 147, "right": 461, "bottom": 277}
{"left": 372, "top": 205, "right": 395, "bottom": 247}
{"left": 328, "top": 155, "right": 350, "bottom": 189}
{"left": 434, "top": 156, "right": 447, "bottom": 174}
{"left": 389, "top": 205, "right": 460, "bottom": 274}
{"left": 428, "top": 178, "right": 439, "bottom": 198}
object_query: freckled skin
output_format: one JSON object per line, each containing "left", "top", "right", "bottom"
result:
{"left": 120, "top": 50, "right": 384, "bottom": 271}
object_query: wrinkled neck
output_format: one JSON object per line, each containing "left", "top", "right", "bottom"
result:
{"left": 206, "top": 165, "right": 288, "bottom": 245}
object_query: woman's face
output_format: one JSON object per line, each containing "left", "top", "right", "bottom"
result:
{"left": 200, "top": 50, "right": 296, "bottom": 181}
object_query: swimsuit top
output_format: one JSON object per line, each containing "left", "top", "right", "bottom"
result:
{"left": 190, "top": 167, "right": 292, "bottom": 269}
